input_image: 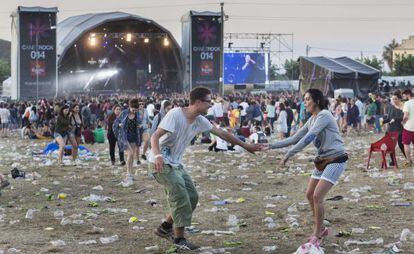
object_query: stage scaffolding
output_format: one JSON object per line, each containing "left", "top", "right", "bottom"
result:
{"left": 224, "top": 33, "right": 294, "bottom": 79}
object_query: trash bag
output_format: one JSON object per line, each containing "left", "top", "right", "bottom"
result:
{"left": 294, "top": 243, "right": 324, "bottom": 254}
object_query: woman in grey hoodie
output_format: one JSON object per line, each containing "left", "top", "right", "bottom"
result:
{"left": 269, "top": 89, "right": 347, "bottom": 247}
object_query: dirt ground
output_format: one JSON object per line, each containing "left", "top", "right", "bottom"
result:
{"left": 0, "top": 131, "right": 414, "bottom": 254}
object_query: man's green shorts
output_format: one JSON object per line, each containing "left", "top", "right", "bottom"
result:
{"left": 149, "top": 163, "right": 198, "bottom": 227}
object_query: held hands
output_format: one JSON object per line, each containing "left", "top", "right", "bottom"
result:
{"left": 243, "top": 143, "right": 269, "bottom": 154}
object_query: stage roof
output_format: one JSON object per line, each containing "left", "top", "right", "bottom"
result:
{"left": 300, "top": 56, "right": 380, "bottom": 79}
{"left": 334, "top": 56, "right": 381, "bottom": 78}
{"left": 57, "top": 12, "right": 179, "bottom": 64}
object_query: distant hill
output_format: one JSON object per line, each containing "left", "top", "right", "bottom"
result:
{"left": 0, "top": 39, "right": 11, "bottom": 63}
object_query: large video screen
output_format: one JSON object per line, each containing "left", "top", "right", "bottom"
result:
{"left": 224, "top": 52, "right": 268, "bottom": 85}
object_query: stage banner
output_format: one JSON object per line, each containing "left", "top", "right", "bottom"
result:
{"left": 191, "top": 15, "right": 222, "bottom": 93}
{"left": 19, "top": 8, "right": 57, "bottom": 99}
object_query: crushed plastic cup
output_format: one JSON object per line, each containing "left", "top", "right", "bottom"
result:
{"left": 400, "top": 228, "right": 414, "bottom": 242}
{"left": 351, "top": 228, "right": 365, "bottom": 234}
{"left": 404, "top": 182, "right": 414, "bottom": 190}
{"left": 287, "top": 204, "right": 298, "bottom": 213}
{"left": 263, "top": 245, "right": 277, "bottom": 252}
{"left": 25, "top": 209, "right": 38, "bottom": 220}
{"left": 100, "top": 235, "right": 119, "bottom": 244}
{"left": 344, "top": 238, "right": 383, "bottom": 246}
{"left": 267, "top": 222, "right": 278, "bottom": 229}
{"left": 144, "top": 245, "right": 159, "bottom": 252}
{"left": 92, "top": 185, "right": 104, "bottom": 191}
{"left": 50, "top": 240, "right": 66, "bottom": 247}
{"left": 263, "top": 217, "right": 274, "bottom": 223}
{"left": 78, "top": 240, "right": 97, "bottom": 245}
{"left": 227, "top": 215, "right": 239, "bottom": 227}
{"left": 81, "top": 194, "right": 111, "bottom": 202}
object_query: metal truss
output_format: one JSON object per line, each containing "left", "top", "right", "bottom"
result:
{"left": 89, "top": 32, "right": 168, "bottom": 39}
{"left": 224, "top": 32, "right": 294, "bottom": 77}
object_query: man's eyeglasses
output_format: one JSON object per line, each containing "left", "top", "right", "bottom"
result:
{"left": 201, "top": 99, "right": 212, "bottom": 103}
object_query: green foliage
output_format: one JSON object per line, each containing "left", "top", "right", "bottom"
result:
{"left": 393, "top": 54, "right": 414, "bottom": 76}
{"left": 268, "top": 59, "right": 279, "bottom": 80}
{"left": 382, "top": 39, "right": 399, "bottom": 70}
{"left": 268, "top": 59, "right": 300, "bottom": 80}
{"left": 283, "top": 59, "right": 299, "bottom": 80}
{"left": 356, "top": 56, "right": 383, "bottom": 71}
{"left": 0, "top": 60, "right": 11, "bottom": 82}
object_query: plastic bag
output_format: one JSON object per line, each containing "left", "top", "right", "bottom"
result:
{"left": 294, "top": 243, "right": 324, "bottom": 254}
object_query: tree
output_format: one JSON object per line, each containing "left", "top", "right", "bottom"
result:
{"left": 393, "top": 54, "right": 414, "bottom": 76}
{"left": 0, "top": 60, "right": 11, "bottom": 82}
{"left": 382, "top": 39, "right": 399, "bottom": 70}
{"left": 356, "top": 56, "right": 383, "bottom": 71}
{"left": 268, "top": 59, "right": 279, "bottom": 80}
{"left": 283, "top": 59, "right": 299, "bottom": 80}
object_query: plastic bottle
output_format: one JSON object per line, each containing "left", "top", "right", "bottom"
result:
{"left": 144, "top": 245, "right": 159, "bottom": 252}
{"left": 100, "top": 235, "right": 119, "bottom": 244}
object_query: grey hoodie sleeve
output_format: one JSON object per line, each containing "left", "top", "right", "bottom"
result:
{"left": 270, "top": 122, "right": 309, "bottom": 149}
{"left": 283, "top": 112, "right": 331, "bottom": 160}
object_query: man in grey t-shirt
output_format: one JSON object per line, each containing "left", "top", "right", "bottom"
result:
{"left": 150, "top": 87, "right": 263, "bottom": 251}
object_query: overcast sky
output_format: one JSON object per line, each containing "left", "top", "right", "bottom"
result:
{"left": 1, "top": 0, "right": 413, "bottom": 68}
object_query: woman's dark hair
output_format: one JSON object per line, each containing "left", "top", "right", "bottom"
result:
{"left": 60, "top": 104, "right": 69, "bottom": 116}
{"left": 403, "top": 89, "right": 412, "bottom": 97}
{"left": 71, "top": 103, "right": 79, "bottom": 110}
{"left": 279, "top": 102, "right": 285, "bottom": 111}
{"left": 393, "top": 91, "right": 402, "bottom": 100}
{"left": 129, "top": 98, "right": 140, "bottom": 108}
{"left": 305, "top": 89, "right": 328, "bottom": 110}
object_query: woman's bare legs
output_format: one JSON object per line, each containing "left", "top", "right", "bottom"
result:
{"left": 55, "top": 136, "right": 66, "bottom": 164}
{"left": 306, "top": 178, "right": 334, "bottom": 237}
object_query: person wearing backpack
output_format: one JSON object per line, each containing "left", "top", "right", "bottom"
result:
{"left": 150, "top": 100, "right": 172, "bottom": 136}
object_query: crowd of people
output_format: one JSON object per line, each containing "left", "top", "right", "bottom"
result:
{"left": 1, "top": 87, "right": 414, "bottom": 250}
{"left": 0, "top": 89, "right": 412, "bottom": 166}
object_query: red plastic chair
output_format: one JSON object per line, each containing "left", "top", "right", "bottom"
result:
{"left": 367, "top": 131, "right": 399, "bottom": 169}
